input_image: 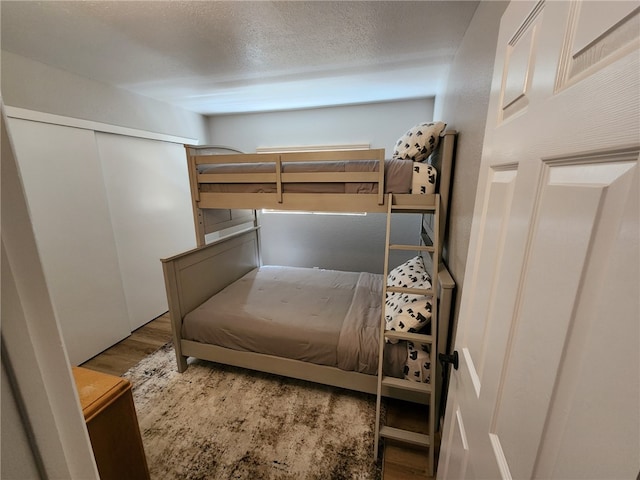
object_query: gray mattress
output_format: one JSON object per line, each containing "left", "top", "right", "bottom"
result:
{"left": 199, "top": 158, "right": 413, "bottom": 194}
{"left": 182, "top": 265, "right": 407, "bottom": 377}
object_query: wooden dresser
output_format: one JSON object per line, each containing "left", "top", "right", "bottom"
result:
{"left": 72, "top": 367, "right": 150, "bottom": 480}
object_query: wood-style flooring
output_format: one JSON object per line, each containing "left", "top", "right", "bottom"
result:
{"left": 81, "top": 314, "right": 436, "bottom": 479}
{"left": 81, "top": 314, "right": 172, "bottom": 377}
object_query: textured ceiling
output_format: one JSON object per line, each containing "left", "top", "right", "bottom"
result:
{"left": 1, "top": 1, "right": 479, "bottom": 115}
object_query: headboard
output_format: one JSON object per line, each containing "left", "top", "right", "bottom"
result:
{"left": 161, "top": 228, "right": 260, "bottom": 370}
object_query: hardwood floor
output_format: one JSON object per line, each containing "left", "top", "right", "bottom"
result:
{"left": 81, "top": 314, "right": 172, "bottom": 376}
{"left": 383, "top": 399, "right": 434, "bottom": 479}
{"left": 81, "top": 314, "right": 436, "bottom": 479}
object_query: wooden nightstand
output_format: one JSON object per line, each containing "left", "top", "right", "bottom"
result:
{"left": 72, "top": 367, "right": 150, "bottom": 480}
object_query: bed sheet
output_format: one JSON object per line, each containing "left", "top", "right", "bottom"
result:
{"left": 181, "top": 265, "right": 406, "bottom": 377}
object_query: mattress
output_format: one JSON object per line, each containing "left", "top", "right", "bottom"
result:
{"left": 198, "top": 158, "right": 414, "bottom": 194}
{"left": 182, "top": 265, "right": 407, "bottom": 377}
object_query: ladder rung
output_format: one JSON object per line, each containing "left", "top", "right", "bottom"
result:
{"left": 384, "top": 330, "right": 433, "bottom": 344}
{"left": 379, "top": 426, "right": 430, "bottom": 447}
{"left": 382, "top": 376, "right": 432, "bottom": 394}
{"left": 388, "top": 244, "right": 435, "bottom": 252}
{"left": 386, "top": 286, "right": 434, "bottom": 296}
{"left": 390, "top": 195, "right": 437, "bottom": 212}
{"left": 391, "top": 206, "right": 436, "bottom": 213}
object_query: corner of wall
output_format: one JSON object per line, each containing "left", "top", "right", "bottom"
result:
{"left": 1, "top": 50, "right": 209, "bottom": 142}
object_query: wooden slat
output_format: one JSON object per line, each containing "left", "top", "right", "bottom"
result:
{"left": 391, "top": 194, "right": 437, "bottom": 211}
{"left": 376, "top": 149, "right": 385, "bottom": 206}
{"left": 198, "top": 192, "right": 391, "bottom": 212}
{"left": 279, "top": 148, "right": 385, "bottom": 162}
{"left": 194, "top": 153, "right": 278, "bottom": 165}
{"left": 384, "top": 330, "right": 433, "bottom": 344}
{"left": 380, "top": 426, "right": 430, "bottom": 448}
{"left": 198, "top": 172, "right": 276, "bottom": 183}
{"left": 181, "top": 339, "right": 429, "bottom": 404}
{"left": 256, "top": 144, "right": 370, "bottom": 154}
{"left": 432, "top": 132, "right": 456, "bottom": 257}
{"left": 375, "top": 194, "right": 396, "bottom": 460}
{"left": 275, "top": 156, "right": 283, "bottom": 203}
{"left": 382, "top": 376, "right": 432, "bottom": 394}
{"left": 386, "top": 286, "right": 435, "bottom": 296}
{"left": 280, "top": 172, "right": 379, "bottom": 183}
{"left": 389, "top": 244, "right": 435, "bottom": 253}
{"left": 186, "top": 153, "right": 204, "bottom": 245}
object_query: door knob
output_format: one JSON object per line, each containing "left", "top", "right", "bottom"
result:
{"left": 438, "top": 351, "right": 459, "bottom": 370}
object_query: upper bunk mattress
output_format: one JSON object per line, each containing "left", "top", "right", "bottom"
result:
{"left": 198, "top": 158, "right": 413, "bottom": 194}
{"left": 181, "top": 265, "right": 406, "bottom": 376}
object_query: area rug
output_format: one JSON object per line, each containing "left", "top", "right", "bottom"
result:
{"left": 123, "top": 342, "right": 383, "bottom": 480}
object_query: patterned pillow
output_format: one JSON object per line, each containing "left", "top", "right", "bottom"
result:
{"left": 385, "top": 255, "right": 433, "bottom": 342}
{"left": 387, "top": 255, "right": 426, "bottom": 288}
{"left": 390, "top": 294, "right": 432, "bottom": 330}
{"left": 412, "top": 163, "right": 437, "bottom": 194}
{"left": 404, "top": 341, "right": 431, "bottom": 383}
{"left": 393, "top": 121, "right": 446, "bottom": 162}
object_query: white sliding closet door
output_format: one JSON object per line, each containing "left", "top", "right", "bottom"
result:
{"left": 96, "top": 133, "right": 196, "bottom": 330}
{"left": 8, "top": 119, "right": 131, "bottom": 365}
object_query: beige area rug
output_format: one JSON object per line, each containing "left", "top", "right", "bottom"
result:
{"left": 123, "top": 343, "right": 383, "bottom": 480}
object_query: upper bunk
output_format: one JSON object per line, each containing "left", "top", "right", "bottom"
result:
{"left": 187, "top": 130, "right": 455, "bottom": 212}
{"left": 185, "top": 128, "right": 457, "bottom": 245}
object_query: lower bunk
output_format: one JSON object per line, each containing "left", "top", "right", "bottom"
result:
{"left": 162, "top": 227, "right": 454, "bottom": 405}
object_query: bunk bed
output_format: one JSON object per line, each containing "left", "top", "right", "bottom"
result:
{"left": 162, "top": 129, "right": 457, "bottom": 403}
{"left": 186, "top": 129, "right": 455, "bottom": 246}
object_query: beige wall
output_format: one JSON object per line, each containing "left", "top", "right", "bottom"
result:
{"left": 208, "top": 98, "right": 435, "bottom": 153}
{"left": 1, "top": 51, "right": 208, "bottom": 142}
{"left": 209, "top": 99, "right": 436, "bottom": 274}
{"left": 433, "top": 1, "right": 508, "bottom": 345}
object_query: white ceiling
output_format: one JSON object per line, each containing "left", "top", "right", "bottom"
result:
{"left": 1, "top": 1, "right": 479, "bottom": 115}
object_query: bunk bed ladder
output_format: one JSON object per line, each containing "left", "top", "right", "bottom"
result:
{"left": 374, "top": 193, "right": 440, "bottom": 477}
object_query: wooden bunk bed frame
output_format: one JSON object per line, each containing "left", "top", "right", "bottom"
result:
{"left": 162, "top": 131, "right": 457, "bottom": 403}
{"left": 187, "top": 130, "right": 456, "bottom": 247}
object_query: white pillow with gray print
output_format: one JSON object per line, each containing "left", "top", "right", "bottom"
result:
{"left": 392, "top": 121, "right": 446, "bottom": 162}
{"left": 412, "top": 162, "right": 437, "bottom": 194}
{"left": 404, "top": 341, "right": 431, "bottom": 383}
{"left": 384, "top": 255, "right": 433, "bottom": 343}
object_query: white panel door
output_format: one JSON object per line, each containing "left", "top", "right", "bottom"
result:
{"left": 439, "top": 2, "right": 639, "bottom": 479}
{"left": 96, "top": 133, "right": 196, "bottom": 330}
{"left": 8, "top": 119, "right": 131, "bottom": 365}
